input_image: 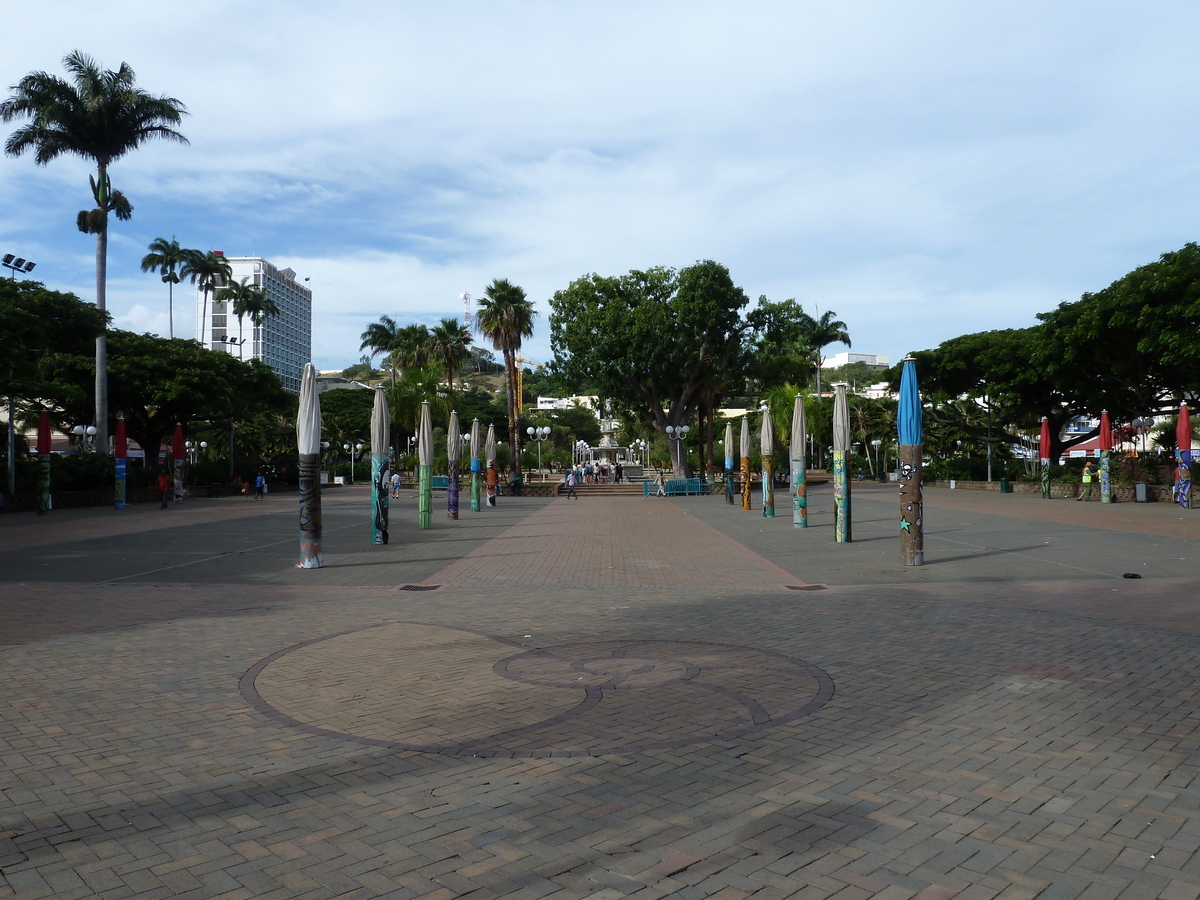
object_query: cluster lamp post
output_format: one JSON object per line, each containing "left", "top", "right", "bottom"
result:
{"left": 344, "top": 442, "right": 364, "bottom": 483}
{"left": 665, "top": 424, "right": 689, "bottom": 472}
{"left": 72, "top": 425, "right": 98, "bottom": 451}
{"left": 526, "top": 425, "right": 551, "bottom": 472}
{"left": 1, "top": 254, "right": 36, "bottom": 280}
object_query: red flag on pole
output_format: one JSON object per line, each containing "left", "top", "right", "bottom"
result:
{"left": 1099, "top": 410, "right": 1112, "bottom": 453}
{"left": 37, "top": 411, "right": 51, "bottom": 455}
{"left": 1038, "top": 416, "right": 1051, "bottom": 462}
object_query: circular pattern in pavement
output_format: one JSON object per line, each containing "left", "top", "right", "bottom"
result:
{"left": 242, "top": 622, "right": 834, "bottom": 757}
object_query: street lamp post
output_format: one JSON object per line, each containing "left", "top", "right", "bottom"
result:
{"left": 526, "top": 425, "right": 551, "bottom": 473}
{"left": 343, "top": 442, "right": 364, "bottom": 483}
{"left": 871, "top": 439, "right": 883, "bottom": 481}
{"left": 665, "top": 424, "right": 690, "bottom": 474}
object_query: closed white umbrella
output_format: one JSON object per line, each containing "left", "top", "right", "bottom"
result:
{"left": 296, "top": 363, "right": 323, "bottom": 567}
{"left": 417, "top": 401, "right": 433, "bottom": 529}
{"left": 484, "top": 423, "right": 498, "bottom": 507}
{"left": 833, "top": 383, "right": 851, "bottom": 542}
{"left": 760, "top": 406, "right": 775, "bottom": 517}
{"left": 739, "top": 416, "right": 751, "bottom": 511}
{"left": 470, "top": 417, "right": 482, "bottom": 512}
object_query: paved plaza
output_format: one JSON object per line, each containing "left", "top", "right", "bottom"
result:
{"left": 1, "top": 483, "right": 1199, "bottom": 899}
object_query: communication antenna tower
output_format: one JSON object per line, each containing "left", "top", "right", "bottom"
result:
{"left": 460, "top": 292, "right": 472, "bottom": 327}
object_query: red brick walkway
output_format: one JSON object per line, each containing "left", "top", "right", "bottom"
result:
{"left": 431, "top": 496, "right": 806, "bottom": 590}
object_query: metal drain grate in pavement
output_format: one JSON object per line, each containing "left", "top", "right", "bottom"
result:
{"left": 397, "top": 584, "right": 441, "bottom": 592}
{"left": 785, "top": 584, "right": 826, "bottom": 591}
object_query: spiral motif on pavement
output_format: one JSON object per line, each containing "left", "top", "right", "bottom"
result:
{"left": 243, "top": 623, "right": 833, "bottom": 757}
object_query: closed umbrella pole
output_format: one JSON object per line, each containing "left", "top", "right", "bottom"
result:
{"left": 791, "top": 394, "right": 807, "bottom": 528}
{"left": 484, "top": 424, "right": 497, "bottom": 508}
{"left": 296, "top": 363, "right": 323, "bottom": 568}
{"left": 470, "top": 418, "right": 481, "bottom": 512}
{"left": 1099, "top": 409, "right": 1113, "bottom": 504}
{"left": 114, "top": 416, "right": 127, "bottom": 510}
{"left": 370, "top": 386, "right": 390, "bottom": 545}
{"left": 418, "top": 401, "right": 433, "bottom": 529}
{"left": 724, "top": 421, "right": 735, "bottom": 506}
{"left": 740, "top": 417, "right": 751, "bottom": 511}
{"left": 761, "top": 406, "right": 775, "bottom": 517}
{"left": 172, "top": 422, "right": 185, "bottom": 504}
{"left": 897, "top": 359, "right": 923, "bottom": 565}
{"left": 833, "top": 383, "right": 851, "bottom": 542}
{"left": 36, "top": 410, "right": 51, "bottom": 515}
{"left": 1039, "top": 416, "right": 1052, "bottom": 499}
{"left": 1177, "top": 402, "right": 1192, "bottom": 509}
{"left": 447, "top": 409, "right": 460, "bottom": 519}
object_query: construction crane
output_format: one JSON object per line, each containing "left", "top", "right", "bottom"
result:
{"left": 515, "top": 357, "right": 545, "bottom": 415}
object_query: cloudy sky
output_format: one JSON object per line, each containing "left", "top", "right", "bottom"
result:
{"left": 2, "top": 2, "right": 1199, "bottom": 373}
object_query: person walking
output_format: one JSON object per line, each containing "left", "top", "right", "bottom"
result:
{"left": 255, "top": 471, "right": 266, "bottom": 499}
{"left": 565, "top": 468, "right": 579, "bottom": 500}
{"left": 654, "top": 469, "right": 667, "bottom": 497}
{"left": 1077, "top": 460, "right": 1095, "bottom": 501}
{"left": 156, "top": 470, "right": 172, "bottom": 509}
{"left": 391, "top": 470, "right": 401, "bottom": 498}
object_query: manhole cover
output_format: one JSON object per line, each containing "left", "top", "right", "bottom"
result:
{"left": 242, "top": 623, "right": 833, "bottom": 757}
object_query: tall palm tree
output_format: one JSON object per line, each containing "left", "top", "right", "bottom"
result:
{"left": 804, "top": 309, "right": 851, "bottom": 397}
{"left": 360, "top": 315, "right": 402, "bottom": 384}
{"left": 387, "top": 324, "right": 432, "bottom": 385}
{"left": 476, "top": 279, "right": 536, "bottom": 471}
{"left": 181, "top": 250, "right": 232, "bottom": 347}
{"left": 429, "top": 317, "right": 474, "bottom": 395}
{"left": 140, "top": 236, "right": 189, "bottom": 338}
{"left": 2, "top": 50, "right": 188, "bottom": 450}
{"left": 238, "top": 282, "right": 279, "bottom": 359}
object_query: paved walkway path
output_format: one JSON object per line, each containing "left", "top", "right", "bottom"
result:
{"left": 0, "top": 488, "right": 1198, "bottom": 900}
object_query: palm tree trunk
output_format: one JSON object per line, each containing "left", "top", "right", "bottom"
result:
{"left": 168, "top": 279, "right": 174, "bottom": 339}
{"left": 239, "top": 316, "right": 244, "bottom": 359}
{"left": 95, "top": 219, "right": 109, "bottom": 453}
{"left": 505, "top": 349, "right": 520, "bottom": 476}
{"left": 200, "top": 288, "right": 209, "bottom": 348}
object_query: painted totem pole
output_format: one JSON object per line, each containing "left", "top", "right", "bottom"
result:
{"left": 370, "top": 385, "right": 390, "bottom": 545}
{"left": 832, "top": 383, "right": 851, "bottom": 542}
{"left": 447, "top": 409, "right": 461, "bottom": 520}
{"left": 418, "top": 401, "right": 433, "bottom": 529}
{"left": 761, "top": 406, "right": 775, "bottom": 517}
{"left": 724, "top": 422, "right": 735, "bottom": 505}
{"left": 898, "top": 358, "right": 924, "bottom": 566}
{"left": 114, "top": 416, "right": 127, "bottom": 510}
{"left": 36, "top": 411, "right": 51, "bottom": 515}
{"left": 1177, "top": 402, "right": 1192, "bottom": 510}
{"left": 1099, "top": 410, "right": 1113, "bottom": 504}
{"left": 1039, "top": 416, "right": 1051, "bottom": 499}
{"left": 740, "top": 416, "right": 751, "bottom": 511}
{"left": 470, "top": 418, "right": 481, "bottom": 512}
{"left": 790, "top": 394, "right": 807, "bottom": 528}
{"left": 172, "top": 423, "right": 185, "bottom": 503}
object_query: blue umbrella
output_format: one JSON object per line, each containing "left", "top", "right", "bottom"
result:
{"left": 898, "top": 358, "right": 922, "bottom": 446}
{"left": 898, "top": 357, "right": 923, "bottom": 566}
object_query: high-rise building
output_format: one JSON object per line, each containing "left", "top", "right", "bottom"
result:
{"left": 195, "top": 254, "right": 312, "bottom": 393}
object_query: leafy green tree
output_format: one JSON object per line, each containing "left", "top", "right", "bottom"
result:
{"left": 2, "top": 51, "right": 189, "bottom": 451}
{"left": 43, "top": 329, "right": 289, "bottom": 465}
{"left": 139, "top": 236, "right": 190, "bottom": 338}
{"left": 476, "top": 279, "right": 537, "bottom": 471}
{"left": 743, "top": 299, "right": 817, "bottom": 391}
{"left": 320, "top": 388, "right": 374, "bottom": 444}
{"left": 550, "top": 261, "right": 747, "bottom": 476}
{"left": 180, "top": 250, "right": 232, "bottom": 347}
{"left": 0, "top": 280, "right": 108, "bottom": 413}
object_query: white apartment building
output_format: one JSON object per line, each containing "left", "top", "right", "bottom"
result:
{"left": 196, "top": 255, "right": 312, "bottom": 393}
{"left": 820, "top": 352, "right": 890, "bottom": 370}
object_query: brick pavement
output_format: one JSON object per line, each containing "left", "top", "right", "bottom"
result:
{"left": 0, "top": 488, "right": 1198, "bottom": 899}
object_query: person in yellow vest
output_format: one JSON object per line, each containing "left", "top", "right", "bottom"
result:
{"left": 1077, "top": 460, "right": 1094, "bottom": 501}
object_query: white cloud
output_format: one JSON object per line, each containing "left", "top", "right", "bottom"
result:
{"left": 4, "top": 1, "right": 1200, "bottom": 374}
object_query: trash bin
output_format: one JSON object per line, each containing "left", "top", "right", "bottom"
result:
{"left": 949, "top": 479, "right": 956, "bottom": 490}
{"left": 1135, "top": 482, "right": 1148, "bottom": 503}
{"left": 211, "top": 483, "right": 222, "bottom": 498}
{"left": 999, "top": 477, "right": 1010, "bottom": 493}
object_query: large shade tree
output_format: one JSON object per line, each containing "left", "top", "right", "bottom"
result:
{"left": 476, "top": 279, "right": 536, "bottom": 471}
{"left": 550, "top": 261, "right": 748, "bottom": 476}
{"left": 42, "top": 329, "right": 290, "bottom": 464}
{"left": 1, "top": 50, "right": 188, "bottom": 452}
